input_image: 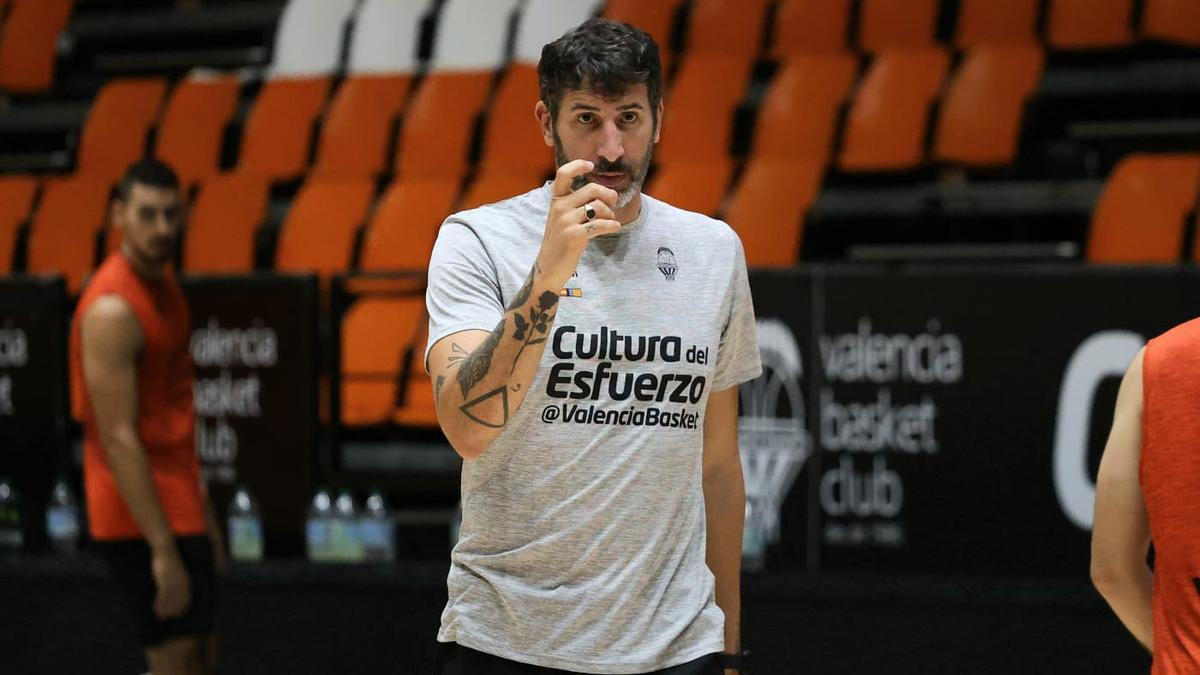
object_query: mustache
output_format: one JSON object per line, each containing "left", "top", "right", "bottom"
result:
{"left": 571, "top": 160, "right": 632, "bottom": 190}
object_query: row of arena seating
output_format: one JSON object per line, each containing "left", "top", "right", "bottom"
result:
{"left": 4, "top": 0, "right": 1199, "bottom": 94}
{"left": 2, "top": 0, "right": 1198, "bottom": 291}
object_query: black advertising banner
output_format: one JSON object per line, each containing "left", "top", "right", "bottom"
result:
{"left": 0, "top": 277, "right": 68, "bottom": 546}
{"left": 739, "top": 271, "right": 816, "bottom": 572}
{"left": 180, "top": 275, "right": 318, "bottom": 553}
{"left": 747, "top": 267, "right": 1200, "bottom": 577}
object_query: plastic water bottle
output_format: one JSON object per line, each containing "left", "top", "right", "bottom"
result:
{"left": 227, "top": 486, "right": 264, "bottom": 562}
{"left": 306, "top": 487, "right": 333, "bottom": 562}
{"left": 359, "top": 489, "right": 394, "bottom": 563}
{"left": 45, "top": 477, "right": 80, "bottom": 553}
{"left": 331, "top": 489, "right": 363, "bottom": 563}
{"left": 0, "top": 477, "right": 23, "bottom": 550}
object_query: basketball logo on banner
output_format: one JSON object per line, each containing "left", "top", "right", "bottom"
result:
{"left": 738, "top": 318, "right": 811, "bottom": 570}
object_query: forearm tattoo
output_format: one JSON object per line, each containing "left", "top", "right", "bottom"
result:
{"left": 453, "top": 265, "right": 560, "bottom": 429}
{"left": 456, "top": 318, "right": 504, "bottom": 399}
{"left": 507, "top": 265, "right": 536, "bottom": 311}
{"left": 456, "top": 319, "right": 510, "bottom": 428}
{"left": 510, "top": 291, "right": 559, "bottom": 373}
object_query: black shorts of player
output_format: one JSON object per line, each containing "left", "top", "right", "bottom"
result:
{"left": 94, "top": 535, "right": 217, "bottom": 648}
{"left": 433, "top": 642, "right": 722, "bottom": 675}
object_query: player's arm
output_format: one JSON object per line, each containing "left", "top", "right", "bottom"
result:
{"left": 428, "top": 160, "right": 620, "bottom": 460}
{"left": 81, "top": 296, "right": 191, "bottom": 618}
{"left": 1090, "top": 347, "right": 1153, "bottom": 653}
{"left": 702, "top": 385, "right": 745, "bottom": 669}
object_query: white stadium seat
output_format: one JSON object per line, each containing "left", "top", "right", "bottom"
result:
{"left": 513, "top": 0, "right": 604, "bottom": 65}
{"left": 429, "top": 0, "right": 523, "bottom": 72}
{"left": 270, "top": 0, "right": 360, "bottom": 76}
{"left": 349, "top": 0, "right": 436, "bottom": 74}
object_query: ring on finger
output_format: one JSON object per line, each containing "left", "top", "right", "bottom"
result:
{"left": 584, "top": 204, "right": 597, "bottom": 222}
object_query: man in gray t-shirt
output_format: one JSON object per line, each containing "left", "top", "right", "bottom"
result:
{"left": 425, "top": 18, "right": 761, "bottom": 675}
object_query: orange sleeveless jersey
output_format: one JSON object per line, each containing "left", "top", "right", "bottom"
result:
{"left": 70, "top": 254, "right": 206, "bottom": 541}
{"left": 1142, "top": 317, "right": 1200, "bottom": 673}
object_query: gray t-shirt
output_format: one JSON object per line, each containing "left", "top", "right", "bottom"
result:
{"left": 425, "top": 183, "right": 762, "bottom": 674}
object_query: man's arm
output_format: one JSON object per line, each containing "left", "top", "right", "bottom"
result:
{"left": 81, "top": 295, "right": 191, "bottom": 619}
{"left": 428, "top": 160, "right": 620, "bottom": 460}
{"left": 703, "top": 386, "right": 744, "bottom": 671}
{"left": 1091, "top": 347, "right": 1153, "bottom": 652}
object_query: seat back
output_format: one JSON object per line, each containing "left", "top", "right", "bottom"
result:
{"left": 1087, "top": 155, "right": 1200, "bottom": 263}
{"left": 933, "top": 45, "right": 1044, "bottom": 167}
{"left": 838, "top": 47, "right": 950, "bottom": 171}
{"left": 184, "top": 174, "right": 269, "bottom": 274}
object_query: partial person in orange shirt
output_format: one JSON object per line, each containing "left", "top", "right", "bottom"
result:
{"left": 1092, "top": 319, "right": 1200, "bottom": 674}
{"left": 70, "top": 159, "right": 222, "bottom": 675}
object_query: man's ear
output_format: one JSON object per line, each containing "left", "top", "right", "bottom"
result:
{"left": 535, "top": 100, "right": 554, "bottom": 148}
{"left": 109, "top": 199, "right": 125, "bottom": 231}
{"left": 653, "top": 99, "right": 664, "bottom": 144}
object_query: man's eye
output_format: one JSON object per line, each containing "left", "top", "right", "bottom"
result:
{"left": 577, "top": 114, "right": 594, "bottom": 124}
{"left": 622, "top": 113, "right": 639, "bottom": 124}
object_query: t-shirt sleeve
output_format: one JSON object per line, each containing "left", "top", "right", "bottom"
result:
{"left": 711, "top": 233, "right": 762, "bottom": 391}
{"left": 424, "top": 218, "right": 505, "bottom": 371}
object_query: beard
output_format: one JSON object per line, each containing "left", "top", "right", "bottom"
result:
{"left": 553, "top": 131, "right": 653, "bottom": 211}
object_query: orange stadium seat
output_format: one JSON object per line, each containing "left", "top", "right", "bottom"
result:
{"left": 655, "top": 54, "right": 753, "bottom": 164}
{"left": 275, "top": 178, "right": 375, "bottom": 282}
{"left": 954, "top": 0, "right": 1039, "bottom": 47}
{"left": 479, "top": 65, "right": 554, "bottom": 175}
{"left": 395, "top": 72, "right": 493, "bottom": 178}
{"left": 76, "top": 78, "right": 168, "bottom": 183}
{"left": 155, "top": 76, "right": 240, "bottom": 190}
{"left": 394, "top": 320, "right": 438, "bottom": 428}
{"left": 603, "top": 0, "right": 681, "bottom": 72}
{"left": 838, "top": 47, "right": 950, "bottom": 172}
{"left": 359, "top": 178, "right": 460, "bottom": 272}
{"left": 1088, "top": 155, "right": 1200, "bottom": 263}
{"left": 0, "top": 175, "right": 37, "bottom": 273}
{"left": 1143, "top": 0, "right": 1200, "bottom": 47}
{"left": 313, "top": 74, "right": 412, "bottom": 178}
{"left": 724, "top": 158, "right": 823, "bottom": 266}
{"left": 459, "top": 169, "right": 548, "bottom": 211}
{"left": 238, "top": 77, "right": 331, "bottom": 181}
{"left": 685, "top": 0, "right": 771, "bottom": 56}
{"left": 1047, "top": 0, "right": 1134, "bottom": 50}
{"left": 341, "top": 295, "right": 426, "bottom": 426}
{"left": 751, "top": 53, "right": 858, "bottom": 164}
{"left": 184, "top": 174, "right": 269, "bottom": 274}
{"left": 857, "top": 0, "right": 939, "bottom": 52}
{"left": 0, "top": 0, "right": 74, "bottom": 93}
{"left": 26, "top": 176, "right": 111, "bottom": 293}
{"left": 772, "top": 0, "right": 852, "bottom": 56}
{"left": 646, "top": 159, "right": 734, "bottom": 217}
{"left": 933, "top": 45, "right": 1044, "bottom": 167}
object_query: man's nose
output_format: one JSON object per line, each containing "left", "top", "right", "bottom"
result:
{"left": 597, "top": 121, "right": 624, "bottom": 163}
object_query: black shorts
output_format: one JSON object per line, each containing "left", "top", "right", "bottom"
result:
{"left": 94, "top": 535, "right": 217, "bottom": 648}
{"left": 433, "top": 642, "right": 722, "bottom": 675}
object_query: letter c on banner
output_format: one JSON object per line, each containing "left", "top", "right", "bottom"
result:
{"left": 1053, "top": 331, "right": 1143, "bottom": 531}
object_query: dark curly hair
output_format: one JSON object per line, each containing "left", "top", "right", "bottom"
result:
{"left": 538, "top": 18, "right": 663, "bottom": 126}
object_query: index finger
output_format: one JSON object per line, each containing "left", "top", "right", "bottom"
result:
{"left": 552, "top": 159, "right": 595, "bottom": 198}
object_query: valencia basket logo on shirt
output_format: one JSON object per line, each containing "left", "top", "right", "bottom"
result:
{"left": 656, "top": 247, "right": 678, "bottom": 281}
